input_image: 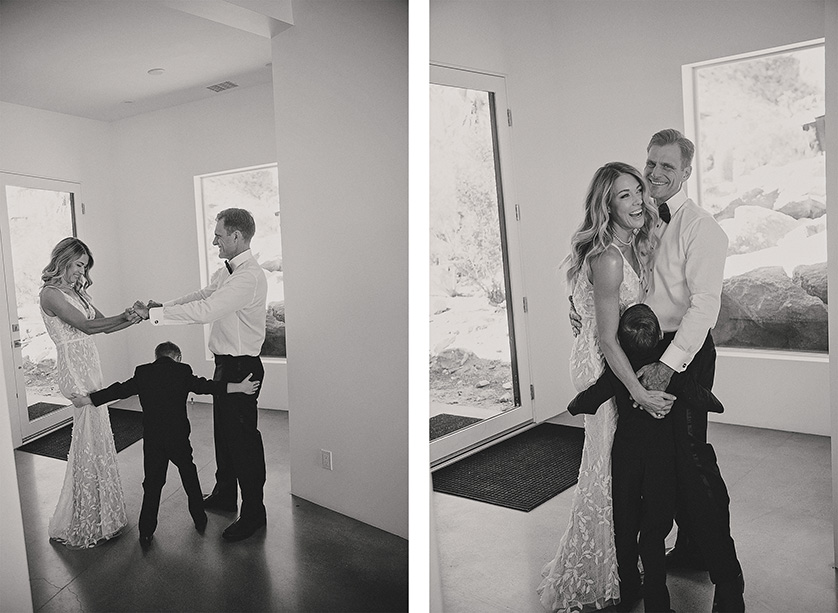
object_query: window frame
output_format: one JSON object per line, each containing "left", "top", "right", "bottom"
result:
{"left": 193, "top": 162, "right": 286, "bottom": 363}
{"left": 682, "top": 38, "right": 828, "bottom": 361}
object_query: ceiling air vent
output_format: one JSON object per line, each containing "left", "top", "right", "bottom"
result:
{"left": 206, "top": 81, "right": 238, "bottom": 93}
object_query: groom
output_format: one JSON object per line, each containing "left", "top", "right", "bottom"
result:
{"left": 141, "top": 208, "right": 268, "bottom": 542}
{"left": 637, "top": 128, "right": 745, "bottom": 612}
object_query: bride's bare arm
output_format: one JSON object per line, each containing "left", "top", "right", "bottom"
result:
{"left": 41, "top": 287, "right": 139, "bottom": 335}
{"left": 590, "top": 249, "right": 674, "bottom": 415}
{"left": 90, "top": 302, "right": 142, "bottom": 333}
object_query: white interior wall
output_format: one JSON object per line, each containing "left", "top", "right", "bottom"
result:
{"left": 272, "top": 0, "right": 408, "bottom": 538}
{"left": 825, "top": 0, "right": 838, "bottom": 568}
{"left": 0, "top": 347, "right": 32, "bottom": 613}
{"left": 430, "top": 0, "right": 830, "bottom": 436}
{"left": 109, "top": 82, "right": 288, "bottom": 410}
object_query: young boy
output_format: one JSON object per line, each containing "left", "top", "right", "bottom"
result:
{"left": 73, "top": 341, "right": 259, "bottom": 547}
{"left": 568, "top": 304, "right": 724, "bottom": 613}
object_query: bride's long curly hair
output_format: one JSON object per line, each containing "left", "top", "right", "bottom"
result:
{"left": 41, "top": 237, "right": 95, "bottom": 293}
{"left": 564, "top": 162, "right": 658, "bottom": 287}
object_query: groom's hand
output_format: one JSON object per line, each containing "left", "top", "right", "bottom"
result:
{"left": 637, "top": 361, "right": 675, "bottom": 392}
{"left": 146, "top": 300, "right": 163, "bottom": 309}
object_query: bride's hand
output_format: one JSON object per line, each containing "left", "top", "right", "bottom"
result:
{"left": 125, "top": 308, "right": 143, "bottom": 323}
{"left": 632, "top": 388, "right": 676, "bottom": 419}
{"left": 131, "top": 301, "right": 150, "bottom": 320}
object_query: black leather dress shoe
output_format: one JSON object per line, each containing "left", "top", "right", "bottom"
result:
{"left": 222, "top": 516, "right": 267, "bottom": 542}
{"left": 712, "top": 573, "right": 745, "bottom": 612}
{"left": 139, "top": 533, "right": 153, "bottom": 548}
{"left": 203, "top": 493, "right": 237, "bottom": 513}
{"left": 665, "top": 546, "right": 708, "bottom": 571}
{"left": 194, "top": 513, "right": 208, "bottom": 533}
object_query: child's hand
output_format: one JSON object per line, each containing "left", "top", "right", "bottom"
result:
{"left": 70, "top": 393, "right": 92, "bottom": 408}
{"left": 228, "top": 373, "right": 260, "bottom": 395}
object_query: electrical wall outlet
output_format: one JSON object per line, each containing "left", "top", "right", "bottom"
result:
{"left": 320, "top": 449, "right": 333, "bottom": 470}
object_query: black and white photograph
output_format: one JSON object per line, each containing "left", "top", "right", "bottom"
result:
{"left": 0, "top": 1, "right": 408, "bottom": 612}
{"left": 2, "top": 1, "right": 838, "bottom": 612}
{"left": 428, "top": 1, "right": 837, "bottom": 612}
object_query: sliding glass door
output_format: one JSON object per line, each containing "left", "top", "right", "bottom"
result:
{"left": 430, "top": 65, "right": 533, "bottom": 466}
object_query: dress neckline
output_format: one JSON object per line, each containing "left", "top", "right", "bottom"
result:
{"left": 610, "top": 242, "right": 646, "bottom": 293}
{"left": 42, "top": 285, "right": 91, "bottom": 318}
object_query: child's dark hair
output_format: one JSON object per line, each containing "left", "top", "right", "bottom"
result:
{"left": 155, "top": 341, "right": 182, "bottom": 361}
{"left": 618, "top": 304, "right": 660, "bottom": 357}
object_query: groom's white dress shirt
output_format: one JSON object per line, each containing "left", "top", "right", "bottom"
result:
{"left": 149, "top": 249, "right": 267, "bottom": 357}
{"left": 644, "top": 188, "right": 728, "bottom": 373}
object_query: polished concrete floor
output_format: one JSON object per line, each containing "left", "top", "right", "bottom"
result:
{"left": 15, "top": 404, "right": 408, "bottom": 612}
{"left": 434, "top": 422, "right": 837, "bottom": 612}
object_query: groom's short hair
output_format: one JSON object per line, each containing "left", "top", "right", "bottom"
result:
{"left": 155, "top": 341, "right": 182, "bottom": 361}
{"left": 217, "top": 208, "right": 256, "bottom": 242}
{"left": 647, "top": 128, "right": 695, "bottom": 168}
{"left": 618, "top": 304, "right": 660, "bottom": 359}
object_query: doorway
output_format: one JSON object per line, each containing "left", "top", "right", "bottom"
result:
{"left": 0, "top": 172, "right": 79, "bottom": 446}
{"left": 429, "top": 66, "right": 533, "bottom": 466}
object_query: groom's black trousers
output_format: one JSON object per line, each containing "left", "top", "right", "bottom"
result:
{"left": 664, "top": 331, "right": 742, "bottom": 584}
{"left": 210, "top": 354, "right": 267, "bottom": 523}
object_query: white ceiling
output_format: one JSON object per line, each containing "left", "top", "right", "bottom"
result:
{"left": 0, "top": 0, "right": 279, "bottom": 122}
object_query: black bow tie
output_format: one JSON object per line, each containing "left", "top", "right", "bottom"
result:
{"left": 658, "top": 202, "right": 671, "bottom": 224}
{"left": 225, "top": 260, "right": 233, "bottom": 274}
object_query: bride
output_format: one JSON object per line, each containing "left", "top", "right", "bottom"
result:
{"left": 537, "top": 162, "right": 672, "bottom": 611}
{"left": 40, "top": 237, "right": 142, "bottom": 548}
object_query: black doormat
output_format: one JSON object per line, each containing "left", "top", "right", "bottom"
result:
{"left": 19, "top": 408, "right": 144, "bottom": 461}
{"left": 430, "top": 413, "right": 482, "bottom": 440}
{"left": 28, "top": 401, "right": 66, "bottom": 421}
{"left": 432, "top": 423, "right": 584, "bottom": 512}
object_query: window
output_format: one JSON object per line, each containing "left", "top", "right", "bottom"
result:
{"left": 685, "top": 41, "right": 827, "bottom": 353}
{"left": 194, "top": 164, "right": 285, "bottom": 358}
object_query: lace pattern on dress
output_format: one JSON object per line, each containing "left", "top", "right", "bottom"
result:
{"left": 42, "top": 290, "right": 128, "bottom": 548}
{"left": 537, "top": 247, "right": 643, "bottom": 612}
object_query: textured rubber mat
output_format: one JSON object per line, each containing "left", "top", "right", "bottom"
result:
{"left": 430, "top": 413, "right": 482, "bottom": 441}
{"left": 19, "top": 408, "right": 144, "bottom": 460}
{"left": 28, "top": 401, "right": 66, "bottom": 421}
{"left": 432, "top": 423, "right": 584, "bottom": 511}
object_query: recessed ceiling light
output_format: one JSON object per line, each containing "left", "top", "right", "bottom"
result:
{"left": 147, "top": 68, "right": 165, "bottom": 76}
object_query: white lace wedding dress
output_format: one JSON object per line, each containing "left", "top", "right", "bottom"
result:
{"left": 43, "top": 289, "right": 127, "bottom": 548}
{"left": 537, "top": 247, "right": 644, "bottom": 612}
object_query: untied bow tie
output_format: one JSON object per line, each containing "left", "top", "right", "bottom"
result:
{"left": 658, "top": 202, "right": 671, "bottom": 224}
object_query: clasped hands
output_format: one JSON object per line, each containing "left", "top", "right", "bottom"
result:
{"left": 125, "top": 300, "right": 163, "bottom": 323}
{"left": 634, "top": 362, "right": 675, "bottom": 420}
